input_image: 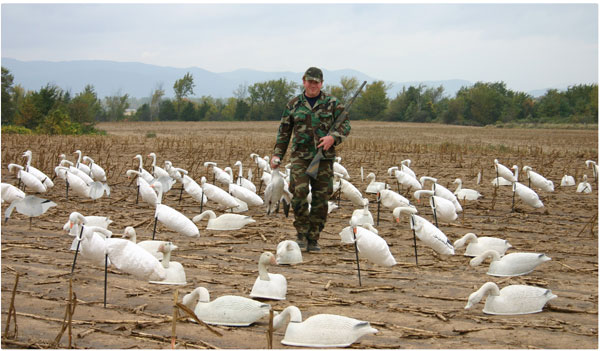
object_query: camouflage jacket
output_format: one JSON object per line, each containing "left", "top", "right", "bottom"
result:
{"left": 273, "top": 91, "right": 350, "bottom": 161}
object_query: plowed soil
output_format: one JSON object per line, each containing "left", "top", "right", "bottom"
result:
{"left": 1, "top": 121, "right": 597, "bottom": 349}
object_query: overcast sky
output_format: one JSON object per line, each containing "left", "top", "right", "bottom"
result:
{"left": 1, "top": 2, "right": 598, "bottom": 92}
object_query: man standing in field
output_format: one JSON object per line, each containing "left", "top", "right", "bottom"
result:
{"left": 270, "top": 67, "right": 351, "bottom": 252}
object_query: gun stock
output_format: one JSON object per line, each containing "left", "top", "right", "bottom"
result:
{"left": 306, "top": 81, "right": 366, "bottom": 179}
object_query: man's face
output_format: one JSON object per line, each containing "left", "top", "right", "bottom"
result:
{"left": 303, "top": 78, "right": 322, "bottom": 98}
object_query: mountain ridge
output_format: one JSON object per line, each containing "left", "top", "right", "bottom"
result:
{"left": 1, "top": 57, "right": 554, "bottom": 100}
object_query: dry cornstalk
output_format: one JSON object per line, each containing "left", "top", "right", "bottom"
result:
{"left": 267, "top": 309, "right": 274, "bottom": 349}
{"left": 3, "top": 272, "right": 20, "bottom": 340}
{"left": 171, "top": 289, "right": 178, "bottom": 349}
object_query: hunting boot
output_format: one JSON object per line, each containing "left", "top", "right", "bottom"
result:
{"left": 296, "top": 233, "right": 307, "bottom": 250}
{"left": 307, "top": 239, "right": 321, "bottom": 253}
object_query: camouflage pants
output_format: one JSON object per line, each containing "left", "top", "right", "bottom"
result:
{"left": 289, "top": 158, "right": 334, "bottom": 241}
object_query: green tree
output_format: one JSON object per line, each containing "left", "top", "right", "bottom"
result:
{"left": 35, "top": 107, "right": 79, "bottom": 135}
{"left": 103, "top": 93, "right": 130, "bottom": 121}
{"left": 68, "top": 85, "right": 102, "bottom": 131}
{"left": 325, "top": 76, "right": 360, "bottom": 104}
{"left": 173, "top": 72, "right": 195, "bottom": 114}
{"left": 150, "top": 86, "right": 165, "bottom": 121}
{"left": 248, "top": 79, "right": 298, "bottom": 120}
{"left": 180, "top": 100, "right": 198, "bottom": 121}
{"left": 159, "top": 99, "right": 177, "bottom": 121}
{"left": 135, "top": 103, "right": 152, "bottom": 121}
{"left": 1, "top": 67, "right": 15, "bottom": 125}
{"left": 351, "top": 81, "right": 389, "bottom": 120}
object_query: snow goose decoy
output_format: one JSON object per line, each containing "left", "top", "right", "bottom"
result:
{"left": 204, "top": 161, "right": 232, "bottom": 186}
{"left": 200, "top": 176, "right": 240, "bottom": 211}
{"left": 250, "top": 252, "right": 287, "bottom": 300}
{"left": 22, "top": 150, "right": 54, "bottom": 189}
{"left": 350, "top": 198, "right": 375, "bottom": 228}
{"left": 413, "top": 189, "right": 457, "bottom": 224}
{"left": 522, "top": 166, "right": 554, "bottom": 192}
{"left": 388, "top": 167, "right": 422, "bottom": 191}
{"left": 365, "top": 172, "right": 388, "bottom": 194}
{"left": 133, "top": 154, "right": 154, "bottom": 183}
{"left": 121, "top": 226, "right": 165, "bottom": 261}
{"left": 192, "top": 210, "right": 255, "bottom": 231}
{"left": 264, "top": 161, "right": 291, "bottom": 215}
{"left": 147, "top": 152, "right": 170, "bottom": 179}
{"left": 342, "top": 220, "right": 396, "bottom": 267}
{"left": 233, "top": 160, "right": 257, "bottom": 192}
{"left": 272, "top": 305, "right": 378, "bottom": 347}
{"left": 150, "top": 182, "right": 199, "bottom": 239}
{"left": 183, "top": 286, "right": 271, "bottom": 326}
{"left": 393, "top": 206, "right": 454, "bottom": 265}
{"left": 4, "top": 194, "right": 57, "bottom": 227}
{"left": 230, "top": 183, "right": 264, "bottom": 207}
{"left": 493, "top": 159, "right": 517, "bottom": 183}
{"left": 8, "top": 163, "right": 47, "bottom": 193}
{"left": 334, "top": 173, "right": 365, "bottom": 207}
{"left": 470, "top": 250, "right": 551, "bottom": 277}
{"left": 465, "top": 282, "right": 557, "bottom": 315}
{"left": 420, "top": 176, "right": 463, "bottom": 213}
{"left": 585, "top": 160, "right": 598, "bottom": 181}
{"left": 276, "top": 240, "right": 303, "bottom": 265}
{"left": 1, "top": 182, "right": 25, "bottom": 204}
{"left": 560, "top": 175, "right": 576, "bottom": 187}
{"left": 453, "top": 232, "right": 512, "bottom": 257}
{"left": 73, "top": 150, "right": 91, "bottom": 175}
{"left": 64, "top": 211, "right": 113, "bottom": 251}
{"left": 453, "top": 178, "right": 482, "bottom": 201}
{"left": 333, "top": 157, "right": 350, "bottom": 180}
{"left": 576, "top": 174, "right": 593, "bottom": 193}
{"left": 149, "top": 242, "right": 186, "bottom": 285}
{"left": 512, "top": 182, "right": 544, "bottom": 209}
{"left": 83, "top": 155, "right": 107, "bottom": 182}
{"left": 126, "top": 170, "right": 158, "bottom": 207}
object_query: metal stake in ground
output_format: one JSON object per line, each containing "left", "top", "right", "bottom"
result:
{"left": 71, "top": 225, "right": 85, "bottom": 273}
{"left": 104, "top": 254, "right": 108, "bottom": 308}
{"left": 431, "top": 196, "right": 439, "bottom": 228}
{"left": 376, "top": 192, "right": 381, "bottom": 227}
{"left": 352, "top": 226, "right": 362, "bottom": 286}
{"left": 410, "top": 215, "right": 419, "bottom": 266}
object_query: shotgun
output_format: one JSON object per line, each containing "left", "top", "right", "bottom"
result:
{"left": 305, "top": 80, "right": 367, "bottom": 179}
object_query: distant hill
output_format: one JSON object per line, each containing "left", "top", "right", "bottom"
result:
{"left": 4, "top": 57, "right": 548, "bottom": 100}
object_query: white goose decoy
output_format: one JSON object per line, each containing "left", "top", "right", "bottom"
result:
{"left": 229, "top": 183, "right": 264, "bottom": 207}
{"left": 133, "top": 154, "right": 154, "bottom": 183}
{"left": 121, "top": 226, "right": 165, "bottom": 261}
{"left": 453, "top": 233, "right": 512, "bottom": 257}
{"left": 343, "top": 220, "right": 396, "bottom": 267}
{"left": 233, "top": 160, "right": 257, "bottom": 192}
{"left": 470, "top": 250, "right": 551, "bottom": 277}
{"left": 182, "top": 286, "right": 271, "bottom": 326}
{"left": 493, "top": 159, "right": 517, "bottom": 183}
{"left": 522, "top": 166, "right": 554, "bottom": 192}
{"left": 276, "top": 240, "right": 303, "bottom": 265}
{"left": 103, "top": 236, "right": 166, "bottom": 281}
{"left": 55, "top": 166, "right": 108, "bottom": 200}
{"left": 22, "top": 150, "right": 54, "bottom": 189}
{"left": 76, "top": 225, "right": 113, "bottom": 266}
{"left": 204, "top": 161, "right": 232, "bottom": 185}
{"left": 576, "top": 175, "right": 593, "bottom": 193}
{"left": 179, "top": 174, "right": 208, "bottom": 206}
{"left": 147, "top": 152, "right": 170, "bottom": 179}
{"left": 377, "top": 189, "right": 410, "bottom": 210}
{"left": 272, "top": 305, "right": 378, "bottom": 348}
{"left": 264, "top": 165, "right": 289, "bottom": 215}
{"left": 413, "top": 189, "right": 457, "bottom": 223}
{"left": 393, "top": 206, "right": 455, "bottom": 255}
{"left": 250, "top": 252, "right": 287, "bottom": 300}
{"left": 126, "top": 170, "right": 158, "bottom": 207}
{"left": 334, "top": 157, "right": 350, "bottom": 180}
{"left": 73, "top": 150, "right": 92, "bottom": 175}
{"left": 151, "top": 182, "right": 200, "bottom": 238}
{"left": 8, "top": 163, "right": 47, "bottom": 193}
{"left": 4, "top": 195, "right": 57, "bottom": 226}
{"left": 365, "top": 172, "right": 388, "bottom": 194}
{"left": 513, "top": 182, "right": 544, "bottom": 209}
{"left": 420, "top": 176, "right": 463, "bottom": 213}
{"left": 334, "top": 173, "right": 365, "bottom": 207}
{"left": 200, "top": 177, "right": 239, "bottom": 210}
{"left": 60, "top": 159, "right": 94, "bottom": 185}
{"left": 465, "top": 282, "right": 557, "bottom": 315}
{"left": 250, "top": 153, "right": 269, "bottom": 176}
{"left": 1, "top": 182, "right": 25, "bottom": 204}
{"left": 350, "top": 198, "right": 375, "bottom": 228}
{"left": 560, "top": 174, "right": 576, "bottom": 187}
{"left": 193, "top": 210, "right": 255, "bottom": 231}
{"left": 400, "top": 159, "right": 417, "bottom": 179}
{"left": 585, "top": 160, "right": 598, "bottom": 180}
{"left": 64, "top": 212, "right": 113, "bottom": 251}
{"left": 388, "top": 167, "right": 422, "bottom": 191}
{"left": 83, "top": 155, "right": 107, "bottom": 182}
{"left": 453, "top": 178, "right": 482, "bottom": 201}
{"left": 149, "top": 242, "right": 186, "bottom": 285}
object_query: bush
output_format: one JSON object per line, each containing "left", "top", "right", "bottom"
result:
{"left": 1, "top": 125, "right": 33, "bottom": 134}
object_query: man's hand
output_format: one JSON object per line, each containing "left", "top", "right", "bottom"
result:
{"left": 270, "top": 156, "right": 280, "bottom": 169}
{"left": 317, "top": 135, "right": 335, "bottom": 151}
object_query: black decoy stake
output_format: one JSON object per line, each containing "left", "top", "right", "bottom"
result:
{"left": 152, "top": 216, "right": 158, "bottom": 240}
{"left": 104, "top": 254, "right": 108, "bottom": 308}
{"left": 410, "top": 215, "right": 419, "bottom": 266}
{"left": 352, "top": 227, "right": 362, "bottom": 286}
{"left": 376, "top": 193, "right": 381, "bottom": 227}
{"left": 71, "top": 225, "right": 85, "bottom": 273}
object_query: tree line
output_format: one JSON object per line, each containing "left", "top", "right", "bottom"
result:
{"left": 1, "top": 66, "right": 597, "bottom": 135}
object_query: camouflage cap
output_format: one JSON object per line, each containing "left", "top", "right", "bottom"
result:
{"left": 303, "top": 67, "right": 323, "bottom": 82}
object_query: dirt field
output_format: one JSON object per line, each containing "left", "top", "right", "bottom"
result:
{"left": 1, "top": 121, "right": 598, "bottom": 349}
